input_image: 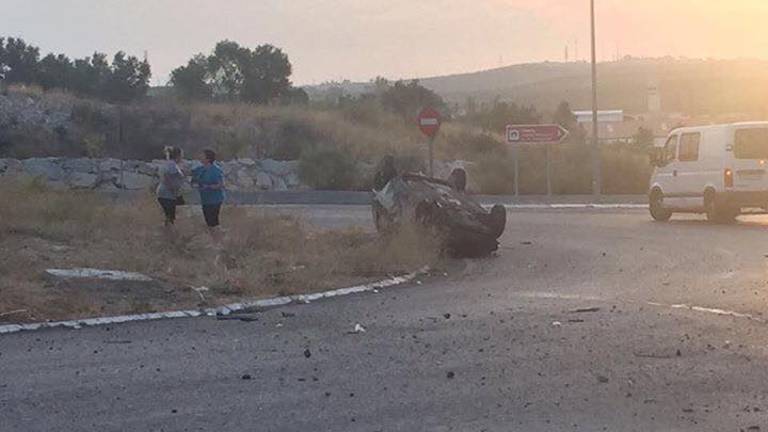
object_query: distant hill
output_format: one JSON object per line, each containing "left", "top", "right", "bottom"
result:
{"left": 307, "top": 58, "right": 768, "bottom": 117}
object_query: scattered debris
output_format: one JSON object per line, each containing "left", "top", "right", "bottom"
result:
{"left": 596, "top": 375, "right": 610, "bottom": 384}
{"left": 281, "top": 311, "right": 296, "bottom": 318}
{"left": 241, "top": 374, "right": 252, "bottom": 380}
{"left": 45, "top": 268, "right": 153, "bottom": 282}
{"left": 350, "top": 323, "right": 366, "bottom": 334}
{"left": 551, "top": 321, "right": 562, "bottom": 327}
{"left": 443, "top": 313, "right": 451, "bottom": 319}
{"left": 304, "top": 349, "right": 312, "bottom": 358}
{"left": 216, "top": 315, "right": 259, "bottom": 322}
{"left": 446, "top": 371, "right": 455, "bottom": 379}
{"left": 570, "top": 307, "right": 601, "bottom": 314}
{"left": 520, "top": 241, "right": 534, "bottom": 245}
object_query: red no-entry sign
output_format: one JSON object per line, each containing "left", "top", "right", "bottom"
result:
{"left": 417, "top": 107, "right": 442, "bottom": 138}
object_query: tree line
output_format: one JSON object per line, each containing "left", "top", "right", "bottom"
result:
{"left": 0, "top": 37, "right": 151, "bottom": 103}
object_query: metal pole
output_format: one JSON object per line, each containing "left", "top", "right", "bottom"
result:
{"left": 545, "top": 143, "right": 552, "bottom": 196}
{"left": 513, "top": 145, "right": 520, "bottom": 197}
{"left": 590, "top": 0, "right": 601, "bottom": 197}
{"left": 428, "top": 136, "right": 435, "bottom": 178}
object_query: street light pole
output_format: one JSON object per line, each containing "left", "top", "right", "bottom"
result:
{"left": 590, "top": 0, "right": 601, "bottom": 197}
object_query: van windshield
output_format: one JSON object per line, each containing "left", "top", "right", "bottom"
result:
{"left": 735, "top": 128, "right": 768, "bottom": 159}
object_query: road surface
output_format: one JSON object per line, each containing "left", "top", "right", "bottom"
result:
{"left": 3, "top": 208, "right": 768, "bottom": 431}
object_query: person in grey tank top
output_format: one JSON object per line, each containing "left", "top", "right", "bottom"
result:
{"left": 156, "top": 146, "right": 186, "bottom": 226}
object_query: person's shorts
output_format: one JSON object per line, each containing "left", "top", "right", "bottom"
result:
{"left": 157, "top": 198, "right": 177, "bottom": 223}
{"left": 202, "top": 204, "right": 222, "bottom": 227}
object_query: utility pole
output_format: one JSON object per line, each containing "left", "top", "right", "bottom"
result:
{"left": 590, "top": 0, "right": 601, "bottom": 197}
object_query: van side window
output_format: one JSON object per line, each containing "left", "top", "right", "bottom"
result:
{"left": 678, "top": 133, "right": 701, "bottom": 162}
{"left": 663, "top": 135, "right": 678, "bottom": 164}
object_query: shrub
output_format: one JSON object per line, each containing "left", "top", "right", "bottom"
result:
{"left": 469, "top": 153, "right": 517, "bottom": 195}
{"left": 298, "top": 146, "right": 360, "bottom": 190}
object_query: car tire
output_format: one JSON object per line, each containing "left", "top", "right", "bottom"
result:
{"left": 704, "top": 190, "right": 737, "bottom": 224}
{"left": 487, "top": 204, "right": 507, "bottom": 238}
{"left": 649, "top": 189, "right": 672, "bottom": 222}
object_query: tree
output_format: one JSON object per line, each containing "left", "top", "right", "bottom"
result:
{"left": 103, "top": 51, "right": 151, "bottom": 103}
{"left": 553, "top": 101, "right": 577, "bottom": 129}
{"left": 70, "top": 53, "right": 112, "bottom": 97}
{"left": 378, "top": 79, "right": 447, "bottom": 120}
{"left": 37, "top": 54, "right": 72, "bottom": 90}
{"left": 170, "top": 40, "right": 294, "bottom": 104}
{"left": 170, "top": 54, "right": 212, "bottom": 101}
{"left": 2, "top": 37, "right": 39, "bottom": 84}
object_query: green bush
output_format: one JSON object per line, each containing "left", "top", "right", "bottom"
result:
{"left": 298, "top": 146, "right": 359, "bottom": 190}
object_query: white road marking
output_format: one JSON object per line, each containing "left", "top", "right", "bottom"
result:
{"left": 647, "top": 301, "right": 765, "bottom": 323}
{"left": 502, "top": 204, "right": 647, "bottom": 210}
{"left": 0, "top": 268, "right": 428, "bottom": 335}
{"left": 45, "top": 268, "right": 153, "bottom": 282}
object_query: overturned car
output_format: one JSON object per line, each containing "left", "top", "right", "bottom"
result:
{"left": 372, "top": 164, "right": 507, "bottom": 257}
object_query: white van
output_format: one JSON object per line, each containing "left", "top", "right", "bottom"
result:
{"left": 649, "top": 122, "right": 768, "bottom": 223}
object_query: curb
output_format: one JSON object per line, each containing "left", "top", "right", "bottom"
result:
{"left": 0, "top": 268, "right": 428, "bottom": 336}
{"left": 502, "top": 204, "right": 647, "bottom": 210}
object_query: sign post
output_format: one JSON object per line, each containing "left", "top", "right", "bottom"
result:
{"left": 417, "top": 107, "right": 442, "bottom": 177}
{"left": 506, "top": 124, "right": 569, "bottom": 196}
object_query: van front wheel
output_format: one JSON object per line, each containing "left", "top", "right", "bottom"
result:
{"left": 649, "top": 190, "right": 672, "bottom": 222}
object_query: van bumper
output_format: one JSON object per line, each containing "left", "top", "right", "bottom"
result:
{"left": 720, "top": 190, "right": 768, "bottom": 208}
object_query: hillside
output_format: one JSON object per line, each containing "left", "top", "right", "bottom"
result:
{"left": 309, "top": 58, "right": 768, "bottom": 116}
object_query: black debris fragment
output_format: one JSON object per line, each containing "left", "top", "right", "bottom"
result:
{"left": 241, "top": 374, "right": 252, "bottom": 380}
{"left": 570, "top": 307, "right": 601, "bottom": 314}
{"left": 304, "top": 349, "right": 312, "bottom": 358}
{"left": 446, "top": 371, "right": 455, "bottom": 379}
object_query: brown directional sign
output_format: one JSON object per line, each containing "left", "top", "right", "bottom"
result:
{"left": 506, "top": 124, "right": 569, "bottom": 144}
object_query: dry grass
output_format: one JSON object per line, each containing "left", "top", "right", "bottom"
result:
{"left": 0, "top": 180, "right": 441, "bottom": 323}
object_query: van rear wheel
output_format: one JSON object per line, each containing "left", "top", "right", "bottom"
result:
{"left": 649, "top": 190, "right": 672, "bottom": 222}
{"left": 704, "top": 191, "right": 737, "bottom": 224}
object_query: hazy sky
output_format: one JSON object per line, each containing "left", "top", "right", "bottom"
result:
{"left": 3, "top": 0, "right": 768, "bottom": 85}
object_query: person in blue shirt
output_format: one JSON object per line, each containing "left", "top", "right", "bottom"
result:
{"left": 191, "top": 149, "right": 226, "bottom": 235}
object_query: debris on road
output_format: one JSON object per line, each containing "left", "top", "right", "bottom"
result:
{"left": 304, "top": 349, "right": 312, "bottom": 358}
{"left": 241, "top": 374, "right": 252, "bottom": 380}
{"left": 551, "top": 321, "right": 562, "bottom": 327}
{"left": 446, "top": 371, "right": 455, "bottom": 379}
{"left": 569, "top": 307, "right": 601, "bottom": 314}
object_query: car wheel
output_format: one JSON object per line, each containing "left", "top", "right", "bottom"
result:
{"left": 649, "top": 189, "right": 672, "bottom": 222}
{"left": 704, "top": 190, "right": 737, "bottom": 224}
{"left": 487, "top": 204, "right": 507, "bottom": 238}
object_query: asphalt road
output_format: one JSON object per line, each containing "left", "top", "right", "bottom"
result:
{"left": 4, "top": 208, "right": 768, "bottom": 431}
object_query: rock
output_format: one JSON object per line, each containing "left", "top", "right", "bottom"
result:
{"left": 260, "top": 159, "right": 292, "bottom": 176}
{"left": 271, "top": 175, "right": 288, "bottom": 191}
{"left": 304, "top": 349, "right": 312, "bottom": 358}
{"left": 22, "top": 158, "right": 64, "bottom": 181}
{"left": 61, "top": 158, "right": 97, "bottom": 173}
{"left": 241, "top": 374, "right": 252, "bottom": 380}
{"left": 236, "top": 170, "right": 255, "bottom": 188}
{"left": 0, "top": 159, "right": 23, "bottom": 176}
{"left": 446, "top": 371, "right": 455, "bottom": 379}
{"left": 256, "top": 172, "right": 273, "bottom": 190}
{"left": 99, "top": 158, "right": 123, "bottom": 172}
{"left": 119, "top": 172, "right": 155, "bottom": 190}
{"left": 67, "top": 172, "right": 98, "bottom": 189}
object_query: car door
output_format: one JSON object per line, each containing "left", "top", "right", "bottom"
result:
{"left": 675, "top": 132, "right": 703, "bottom": 209}
{"left": 654, "top": 134, "right": 680, "bottom": 207}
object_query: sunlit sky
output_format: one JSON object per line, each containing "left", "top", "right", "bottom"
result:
{"left": 3, "top": 0, "right": 768, "bottom": 85}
